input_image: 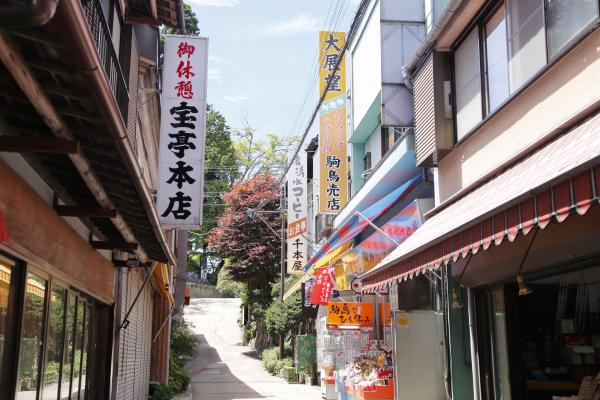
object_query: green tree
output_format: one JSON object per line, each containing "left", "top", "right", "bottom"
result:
{"left": 234, "top": 124, "right": 298, "bottom": 180}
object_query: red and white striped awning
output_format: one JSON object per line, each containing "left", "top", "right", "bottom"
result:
{"left": 361, "top": 113, "right": 600, "bottom": 294}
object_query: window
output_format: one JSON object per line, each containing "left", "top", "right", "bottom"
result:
{"left": 453, "top": 0, "right": 599, "bottom": 140}
{"left": 485, "top": 4, "right": 509, "bottom": 112}
{"left": 0, "top": 258, "right": 17, "bottom": 393}
{"left": 363, "top": 152, "right": 371, "bottom": 172}
{"left": 16, "top": 273, "right": 48, "bottom": 399}
{"left": 381, "top": 127, "right": 410, "bottom": 156}
{"left": 546, "top": 0, "right": 599, "bottom": 58}
{"left": 455, "top": 28, "right": 483, "bottom": 140}
{"left": 506, "top": 0, "right": 547, "bottom": 92}
{"left": 41, "top": 285, "right": 66, "bottom": 400}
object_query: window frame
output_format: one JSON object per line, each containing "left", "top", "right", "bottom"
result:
{"left": 451, "top": 0, "right": 600, "bottom": 146}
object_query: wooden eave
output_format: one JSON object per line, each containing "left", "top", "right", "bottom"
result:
{"left": 0, "top": 23, "right": 169, "bottom": 263}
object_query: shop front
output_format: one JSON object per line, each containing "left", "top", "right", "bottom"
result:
{"left": 292, "top": 174, "right": 433, "bottom": 400}
{"left": 359, "top": 113, "right": 600, "bottom": 399}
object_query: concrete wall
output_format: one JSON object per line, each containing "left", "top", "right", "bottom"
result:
{"left": 0, "top": 159, "right": 115, "bottom": 303}
{"left": 188, "top": 283, "right": 223, "bottom": 298}
{"left": 437, "top": 28, "right": 600, "bottom": 202}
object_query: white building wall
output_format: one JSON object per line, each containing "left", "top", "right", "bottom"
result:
{"left": 351, "top": 0, "right": 381, "bottom": 128}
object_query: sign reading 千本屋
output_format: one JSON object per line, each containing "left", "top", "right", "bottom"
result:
{"left": 318, "top": 31, "right": 348, "bottom": 214}
{"left": 157, "top": 35, "right": 208, "bottom": 228}
{"left": 287, "top": 152, "right": 308, "bottom": 274}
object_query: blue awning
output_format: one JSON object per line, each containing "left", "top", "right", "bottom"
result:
{"left": 304, "top": 174, "right": 423, "bottom": 273}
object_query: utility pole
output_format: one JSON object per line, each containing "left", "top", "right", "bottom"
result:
{"left": 279, "top": 188, "right": 286, "bottom": 359}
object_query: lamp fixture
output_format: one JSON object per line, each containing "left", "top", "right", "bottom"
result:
{"left": 515, "top": 227, "right": 539, "bottom": 296}
{"left": 452, "top": 254, "right": 473, "bottom": 309}
{"left": 517, "top": 274, "right": 532, "bottom": 296}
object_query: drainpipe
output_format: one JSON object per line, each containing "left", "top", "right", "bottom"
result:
{"left": 56, "top": 0, "right": 176, "bottom": 265}
{"left": 467, "top": 288, "right": 482, "bottom": 400}
{"left": 0, "top": 0, "right": 59, "bottom": 28}
{"left": 176, "top": 0, "right": 185, "bottom": 33}
{"left": 402, "top": 0, "right": 464, "bottom": 83}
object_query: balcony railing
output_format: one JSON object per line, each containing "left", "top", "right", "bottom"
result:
{"left": 81, "top": 0, "right": 129, "bottom": 122}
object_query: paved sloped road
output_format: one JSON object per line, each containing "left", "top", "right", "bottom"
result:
{"left": 184, "top": 298, "right": 321, "bottom": 400}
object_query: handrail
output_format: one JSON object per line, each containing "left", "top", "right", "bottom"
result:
{"left": 80, "top": 0, "right": 129, "bottom": 122}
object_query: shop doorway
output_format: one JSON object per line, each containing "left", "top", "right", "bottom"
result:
{"left": 476, "top": 264, "right": 600, "bottom": 400}
{"left": 0, "top": 254, "right": 111, "bottom": 399}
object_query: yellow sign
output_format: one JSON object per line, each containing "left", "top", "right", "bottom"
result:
{"left": 319, "top": 31, "right": 346, "bottom": 102}
{"left": 396, "top": 313, "right": 410, "bottom": 327}
{"left": 327, "top": 302, "right": 373, "bottom": 326}
{"left": 319, "top": 31, "right": 348, "bottom": 214}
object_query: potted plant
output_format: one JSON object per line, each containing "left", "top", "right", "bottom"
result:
{"left": 303, "top": 364, "right": 316, "bottom": 386}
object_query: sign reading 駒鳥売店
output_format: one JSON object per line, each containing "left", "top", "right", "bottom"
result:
{"left": 157, "top": 35, "right": 208, "bottom": 228}
{"left": 318, "top": 31, "right": 348, "bottom": 214}
{"left": 286, "top": 152, "right": 308, "bottom": 274}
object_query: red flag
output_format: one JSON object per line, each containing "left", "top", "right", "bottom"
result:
{"left": 0, "top": 208, "right": 8, "bottom": 243}
{"left": 310, "top": 267, "right": 334, "bottom": 305}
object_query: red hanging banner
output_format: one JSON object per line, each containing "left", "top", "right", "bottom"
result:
{"left": 310, "top": 267, "right": 334, "bottom": 305}
{"left": 0, "top": 208, "right": 8, "bottom": 243}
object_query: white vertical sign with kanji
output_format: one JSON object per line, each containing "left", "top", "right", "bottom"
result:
{"left": 286, "top": 152, "right": 308, "bottom": 274}
{"left": 157, "top": 35, "right": 208, "bottom": 228}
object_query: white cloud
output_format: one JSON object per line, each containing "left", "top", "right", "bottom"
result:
{"left": 224, "top": 93, "right": 252, "bottom": 103}
{"left": 208, "top": 54, "right": 222, "bottom": 62}
{"left": 186, "top": 0, "right": 239, "bottom": 7}
{"left": 260, "top": 14, "right": 321, "bottom": 35}
{"left": 208, "top": 68, "right": 222, "bottom": 82}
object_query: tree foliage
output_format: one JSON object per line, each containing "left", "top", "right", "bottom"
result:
{"left": 234, "top": 124, "right": 298, "bottom": 181}
{"left": 207, "top": 174, "right": 281, "bottom": 283}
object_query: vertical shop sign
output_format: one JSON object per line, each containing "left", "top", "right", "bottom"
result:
{"left": 301, "top": 281, "right": 319, "bottom": 318}
{"left": 319, "top": 31, "right": 348, "bottom": 214}
{"left": 287, "top": 152, "right": 308, "bottom": 274}
{"left": 310, "top": 266, "right": 335, "bottom": 305}
{"left": 157, "top": 35, "right": 208, "bottom": 228}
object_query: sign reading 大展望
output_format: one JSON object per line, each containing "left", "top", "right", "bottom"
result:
{"left": 318, "top": 31, "right": 348, "bottom": 214}
{"left": 157, "top": 35, "right": 208, "bottom": 228}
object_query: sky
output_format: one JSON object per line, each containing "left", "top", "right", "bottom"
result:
{"left": 187, "top": 0, "right": 359, "bottom": 141}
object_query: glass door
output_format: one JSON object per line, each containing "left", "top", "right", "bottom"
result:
{"left": 15, "top": 271, "right": 48, "bottom": 399}
{"left": 41, "top": 283, "right": 67, "bottom": 399}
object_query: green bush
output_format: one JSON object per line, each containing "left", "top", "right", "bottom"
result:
{"left": 169, "top": 357, "right": 191, "bottom": 393}
{"left": 260, "top": 346, "right": 293, "bottom": 376}
{"left": 243, "top": 320, "right": 257, "bottom": 343}
{"left": 170, "top": 321, "right": 198, "bottom": 363}
{"left": 216, "top": 266, "right": 243, "bottom": 297}
{"left": 265, "top": 297, "right": 301, "bottom": 338}
{"left": 152, "top": 384, "right": 174, "bottom": 400}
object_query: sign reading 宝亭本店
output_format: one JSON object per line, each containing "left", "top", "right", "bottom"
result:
{"left": 319, "top": 31, "right": 348, "bottom": 214}
{"left": 157, "top": 35, "right": 208, "bottom": 228}
{"left": 286, "top": 152, "right": 308, "bottom": 274}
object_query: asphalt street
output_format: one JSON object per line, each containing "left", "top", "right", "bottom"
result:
{"left": 184, "top": 297, "right": 322, "bottom": 400}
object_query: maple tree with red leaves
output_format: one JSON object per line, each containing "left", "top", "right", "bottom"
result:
{"left": 206, "top": 173, "right": 281, "bottom": 285}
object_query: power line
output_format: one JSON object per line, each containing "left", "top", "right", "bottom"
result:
{"left": 272, "top": 0, "right": 370, "bottom": 193}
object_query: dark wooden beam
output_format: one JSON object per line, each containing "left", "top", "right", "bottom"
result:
{"left": 28, "top": 57, "right": 79, "bottom": 77}
{"left": 44, "top": 84, "right": 87, "bottom": 101}
{"left": 90, "top": 240, "right": 138, "bottom": 251}
{"left": 58, "top": 106, "right": 100, "bottom": 122}
{"left": 55, "top": 205, "right": 117, "bottom": 218}
{"left": 112, "top": 259, "right": 151, "bottom": 268}
{"left": 0, "top": 136, "right": 79, "bottom": 154}
{"left": 10, "top": 30, "right": 62, "bottom": 48}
